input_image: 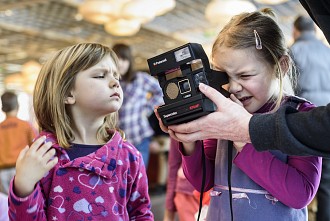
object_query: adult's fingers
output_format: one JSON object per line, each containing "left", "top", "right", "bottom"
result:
{"left": 168, "top": 130, "right": 179, "bottom": 141}
{"left": 199, "top": 83, "right": 231, "bottom": 110}
{"left": 171, "top": 130, "right": 201, "bottom": 143}
{"left": 168, "top": 115, "right": 206, "bottom": 134}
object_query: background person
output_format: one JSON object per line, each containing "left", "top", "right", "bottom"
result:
{"left": 0, "top": 192, "right": 8, "bottom": 221}
{"left": 0, "top": 91, "right": 36, "bottom": 194}
{"left": 291, "top": 15, "right": 330, "bottom": 106}
{"left": 163, "top": 138, "right": 199, "bottom": 221}
{"left": 112, "top": 43, "right": 163, "bottom": 168}
{"left": 148, "top": 112, "right": 170, "bottom": 194}
{"left": 291, "top": 15, "right": 330, "bottom": 221}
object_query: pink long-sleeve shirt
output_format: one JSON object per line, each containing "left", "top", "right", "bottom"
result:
{"left": 180, "top": 97, "right": 322, "bottom": 220}
{"left": 8, "top": 131, "right": 153, "bottom": 221}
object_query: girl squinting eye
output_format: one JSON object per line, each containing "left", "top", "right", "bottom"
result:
{"left": 240, "top": 75, "right": 252, "bottom": 79}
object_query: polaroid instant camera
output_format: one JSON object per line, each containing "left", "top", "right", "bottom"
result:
{"left": 147, "top": 43, "right": 229, "bottom": 126}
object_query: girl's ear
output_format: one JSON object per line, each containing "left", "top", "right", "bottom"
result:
{"left": 279, "top": 55, "right": 290, "bottom": 77}
{"left": 64, "top": 93, "right": 75, "bottom": 104}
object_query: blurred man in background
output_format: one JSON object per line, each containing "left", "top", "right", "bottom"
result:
{"left": 291, "top": 15, "right": 330, "bottom": 221}
{"left": 291, "top": 15, "right": 330, "bottom": 106}
{"left": 0, "top": 91, "right": 37, "bottom": 194}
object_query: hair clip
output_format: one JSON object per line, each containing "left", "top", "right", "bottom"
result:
{"left": 254, "top": 30, "right": 262, "bottom": 50}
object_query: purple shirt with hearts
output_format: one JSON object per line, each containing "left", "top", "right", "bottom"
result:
{"left": 8, "top": 130, "right": 153, "bottom": 221}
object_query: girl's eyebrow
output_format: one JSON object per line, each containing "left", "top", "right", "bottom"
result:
{"left": 91, "top": 66, "right": 115, "bottom": 74}
{"left": 91, "top": 67, "right": 110, "bottom": 72}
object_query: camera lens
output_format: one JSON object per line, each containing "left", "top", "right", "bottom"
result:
{"left": 178, "top": 79, "right": 191, "bottom": 94}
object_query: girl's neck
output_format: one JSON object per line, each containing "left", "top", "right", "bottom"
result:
{"left": 71, "top": 118, "right": 104, "bottom": 145}
{"left": 255, "top": 96, "right": 288, "bottom": 114}
{"left": 71, "top": 133, "right": 100, "bottom": 145}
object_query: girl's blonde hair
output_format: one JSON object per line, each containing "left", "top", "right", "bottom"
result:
{"left": 212, "top": 8, "right": 297, "bottom": 111}
{"left": 34, "top": 43, "right": 122, "bottom": 148}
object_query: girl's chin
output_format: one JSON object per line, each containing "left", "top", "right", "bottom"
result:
{"left": 245, "top": 103, "right": 264, "bottom": 113}
{"left": 243, "top": 101, "right": 261, "bottom": 113}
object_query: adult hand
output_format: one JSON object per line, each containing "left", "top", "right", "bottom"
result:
{"left": 229, "top": 93, "right": 248, "bottom": 151}
{"left": 14, "top": 136, "right": 58, "bottom": 197}
{"left": 168, "top": 83, "right": 252, "bottom": 143}
{"left": 154, "top": 107, "right": 196, "bottom": 155}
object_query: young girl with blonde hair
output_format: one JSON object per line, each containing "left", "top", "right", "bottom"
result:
{"left": 158, "top": 8, "right": 322, "bottom": 221}
{"left": 8, "top": 43, "right": 153, "bottom": 221}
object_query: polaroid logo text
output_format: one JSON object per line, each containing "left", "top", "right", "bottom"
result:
{"left": 153, "top": 58, "right": 167, "bottom": 66}
{"left": 163, "top": 111, "right": 178, "bottom": 118}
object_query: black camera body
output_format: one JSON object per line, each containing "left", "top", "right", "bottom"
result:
{"left": 147, "top": 43, "right": 229, "bottom": 126}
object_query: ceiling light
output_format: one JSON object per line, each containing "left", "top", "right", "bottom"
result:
{"left": 121, "top": 3, "right": 157, "bottom": 24}
{"left": 4, "top": 60, "right": 41, "bottom": 94}
{"left": 21, "top": 60, "right": 41, "bottom": 77}
{"left": 205, "top": 0, "right": 257, "bottom": 24}
{"left": 78, "top": 0, "right": 122, "bottom": 25}
{"left": 123, "top": 0, "right": 176, "bottom": 17}
{"left": 104, "top": 19, "right": 141, "bottom": 36}
{"left": 254, "top": 0, "right": 289, "bottom": 4}
{"left": 78, "top": 0, "right": 176, "bottom": 36}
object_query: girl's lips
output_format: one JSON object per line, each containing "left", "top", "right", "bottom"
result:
{"left": 111, "top": 92, "right": 120, "bottom": 98}
{"left": 239, "top": 96, "right": 252, "bottom": 105}
{"left": 238, "top": 96, "right": 251, "bottom": 102}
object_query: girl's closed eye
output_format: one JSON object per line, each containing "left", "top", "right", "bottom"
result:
{"left": 93, "top": 74, "right": 105, "bottom": 79}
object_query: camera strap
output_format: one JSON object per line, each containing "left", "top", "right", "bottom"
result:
{"left": 196, "top": 141, "right": 207, "bottom": 221}
{"left": 228, "top": 140, "right": 234, "bottom": 221}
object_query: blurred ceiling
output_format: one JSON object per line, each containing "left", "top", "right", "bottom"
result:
{"left": 0, "top": 0, "right": 308, "bottom": 91}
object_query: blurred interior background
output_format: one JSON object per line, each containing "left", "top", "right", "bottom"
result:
{"left": 0, "top": 0, "right": 325, "bottom": 126}
{"left": 0, "top": 0, "right": 326, "bottom": 121}
{"left": 0, "top": 0, "right": 328, "bottom": 96}
{"left": 0, "top": 0, "right": 325, "bottom": 219}
{"left": 0, "top": 1, "right": 325, "bottom": 220}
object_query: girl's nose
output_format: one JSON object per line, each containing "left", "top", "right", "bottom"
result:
{"left": 228, "top": 79, "right": 242, "bottom": 94}
{"left": 109, "top": 77, "right": 120, "bottom": 88}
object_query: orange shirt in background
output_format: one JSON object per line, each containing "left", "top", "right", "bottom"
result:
{"left": 0, "top": 116, "right": 37, "bottom": 168}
